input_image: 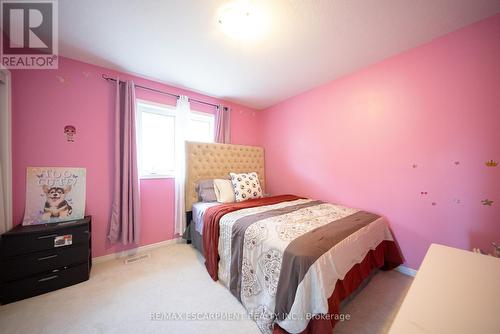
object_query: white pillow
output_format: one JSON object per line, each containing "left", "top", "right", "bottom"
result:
{"left": 213, "top": 179, "right": 236, "bottom": 203}
{"left": 229, "top": 172, "right": 263, "bottom": 202}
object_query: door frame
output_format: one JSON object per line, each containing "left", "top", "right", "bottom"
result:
{"left": 0, "top": 66, "right": 12, "bottom": 233}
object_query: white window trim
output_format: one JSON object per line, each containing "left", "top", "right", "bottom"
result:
{"left": 140, "top": 174, "right": 175, "bottom": 180}
{"left": 137, "top": 99, "right": 176, "bottom": 116}
{"left": 137, "top": 100, "right": 176, "bottom": 179}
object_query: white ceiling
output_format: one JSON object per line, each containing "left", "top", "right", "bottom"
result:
{"left": 59, "top": 0, "right": 500, "bottom": 109}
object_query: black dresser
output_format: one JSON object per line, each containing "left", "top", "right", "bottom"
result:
{"left": 0, "top": 216, "right": 92, "bottom": 304}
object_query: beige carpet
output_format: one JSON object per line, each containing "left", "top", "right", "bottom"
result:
{"left": 0, "top": 244, "right": 412, "bottom": 334}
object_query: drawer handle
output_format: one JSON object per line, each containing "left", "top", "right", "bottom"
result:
{"left": 37, "top": 254, "right": 58, "bottom": 261}
{"left": 38, "top": 275, "right": 59, "bottom": 282}
{"left": 37, "top": 234, "right": 58, "bottom": 240}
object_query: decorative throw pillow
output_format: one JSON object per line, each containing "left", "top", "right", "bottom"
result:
{"left": 229, "top": 172, "right": 263, "bottom": 202}
{"left": 195, "top": 179, "right": 217, "bottom": 202}
{"left": 213, "top": 179, "right": 236, "bottom": 203}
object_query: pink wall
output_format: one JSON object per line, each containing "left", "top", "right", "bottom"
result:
{"left": 11, "top": 56, "right": 259, "bottom": 257}
{"left": 259, "top": 15, "right": 500, "bottom": 269}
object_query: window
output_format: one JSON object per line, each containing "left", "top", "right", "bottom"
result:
{"left": 188, "top": 111, "right": 215, "bottom": 143}
{"left": 137, "top": 100, "right": 215, "bottom": 178}
{"left": 137, "top": 101, "right": 176, "bottom": 177}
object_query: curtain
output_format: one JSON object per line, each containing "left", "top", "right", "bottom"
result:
{"left": 108, "top": 79, "right": 141, "bottom": 244}
{"left": 215, "top": 105, "right": 231, "bottom": 143}
{"left": 0, "top": 69, "right": 12, "bottom": 234}
{"left": 174, "top": 95, "right": 191, "bottom": 236}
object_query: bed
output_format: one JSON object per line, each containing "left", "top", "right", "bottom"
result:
{"left": 184, "top": 142, "right": 403, "bottom": 334}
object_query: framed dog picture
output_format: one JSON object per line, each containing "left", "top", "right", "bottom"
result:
{"left": 22, "top": 167, "right": 86, "bottom": 226}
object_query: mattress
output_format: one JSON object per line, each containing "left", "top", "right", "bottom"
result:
{"left": 192, "top": 201, "right": 219, "bottom": 235}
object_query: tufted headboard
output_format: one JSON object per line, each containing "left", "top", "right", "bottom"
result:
{"left": 185, "top": 141, "right": 265, "bottom": 211}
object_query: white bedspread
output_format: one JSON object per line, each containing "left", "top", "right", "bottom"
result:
{"left": 192, "top": 202, "right": 219, "bottom": 235}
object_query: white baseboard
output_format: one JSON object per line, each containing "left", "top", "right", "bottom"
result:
{"left": 92, "top": 238, "right": 184, "bottom": 264}
{"left": 394, "top": 265, "right": 418, "bottom": 277}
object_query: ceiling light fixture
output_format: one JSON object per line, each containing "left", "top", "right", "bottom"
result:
{"left": 217, "top": 0, "right": 267, "bottom": 41}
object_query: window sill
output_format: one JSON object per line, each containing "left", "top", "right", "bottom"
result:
{"left": 140, "top": 174, "right": 175, "bottom": 180}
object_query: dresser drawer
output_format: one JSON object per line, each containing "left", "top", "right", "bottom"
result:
{"left": 1, "top": 244, "right": 89, "bottom": 282}
{"left": 0, "top": 263, "right": 90, "bottom": 304}
{"left": 1, "top": 224, "right": 89, "bottom": 257}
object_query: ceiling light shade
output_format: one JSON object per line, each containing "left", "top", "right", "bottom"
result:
{"left": 217, "top": 0, "right": 267, "bottom": 41}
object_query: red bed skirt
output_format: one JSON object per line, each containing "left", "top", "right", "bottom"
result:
{"left": 273, "top": 240, "right": 403, "bottom": 334}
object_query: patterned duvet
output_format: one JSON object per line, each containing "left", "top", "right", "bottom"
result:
{"left": 201, "top": 195, "right": 402, "bottom": 334}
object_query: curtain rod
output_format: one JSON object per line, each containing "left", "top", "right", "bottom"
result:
{"left": 101, "top": 74, "right": 219, "bottom": 108}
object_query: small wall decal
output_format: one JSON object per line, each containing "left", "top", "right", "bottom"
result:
{"left": 56, "top": 75, "right": 66, "bottom": 84}
{"left": 454, "top": 161, "right": 460, "bottom": 165}
{"left": 485, "top": 160, "right": 498, "bottom": 167}
{"left": 491, "top": 242, "right": 500, "bottom": 258}
{"left": 64, "top": 125, "right": 76, "bottom": 142}
{"left": 453, "top": 198, "right": 461, "bottom": 204}
{"left": 420, "top": 191, "right": 428, "bottom": 195}
{"left": 431, "top": 202, "right": 437, "bottom": 206}
{"left": 481, "top": 199, "right": 494, "bottom": 206}
{"left": 412, "top": 164, "right": 418, "bottom": 168}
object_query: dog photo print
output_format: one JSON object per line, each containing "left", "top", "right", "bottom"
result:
{"left": 22, "top": 167, "right": 86, "bottom": 225}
